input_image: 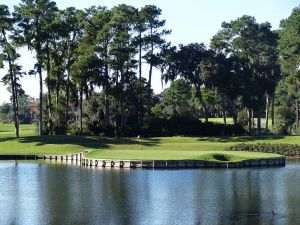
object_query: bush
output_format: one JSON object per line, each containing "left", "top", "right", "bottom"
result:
{"left": 68, "top": 121, "right": 92, "bottom": 135}
{"left": 289, "top": 126, "right": 300, "bottom": 135}
{"left": 227, "top": 143, "right": 300, "bottom": 157}
{"left": 141, "top": 116, "right": 245, "bottom": 137}
{"left": 272, "top": 106, "right": 295, "bottom": 135}
{"left": 237, "top": 108, "right": 248, "bottom": 128}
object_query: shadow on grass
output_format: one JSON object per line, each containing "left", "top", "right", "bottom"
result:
{"left": 197, "top": 135, "right": 285, "bottom": 143}
{"left": 0, "top": 135, "right": 161, "bottom": 150}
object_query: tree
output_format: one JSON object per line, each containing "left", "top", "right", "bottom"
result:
{"left": 152, "top": 79, "right": 195, "bottom": 119}
{"left": 279, "top": 6, "right": 300, "bottom": 129}
{"left": 133, "top": 8, "right": 147, "bottom": 126}
{"left": 199, "top": 52, "right": 233, "bottom": 125}
{"left": 71, "top": 37, "right": 103, "bottom": 134}
{"left": 0, "top": 4, "right": 21, "bottom": 137}
{"left": 211, "top": 15, "right": 280, "bottom": 133}
{"left": 60, "top": 7, "right": 85, "bottom": 130}
{"left": 15, "top": 0, "right": 58, "bottom": 135}
{"left": 140, "top": 5, "right": 170, "bottom": 117}
{"left": 109, "top": 4, "right": 138, "bottom": 131}
{"left": 83, "top": 6, "right": 112, "bottom": 128}
{"left": 162, "top": 43, "right": 211, "bottom": 122}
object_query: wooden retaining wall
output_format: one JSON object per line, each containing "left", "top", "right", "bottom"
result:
{"left": 0, "top": 152, "right": 285, "bottom": 169}
{"left": 78, "top": 156, "right": 285, "bottom": 169}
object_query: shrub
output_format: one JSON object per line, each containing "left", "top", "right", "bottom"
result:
{"left": 141, "top": 116, "right": 245, "bottom": 137}
{"left": 227, "top": 143, "right": 300, "bottom": 157}
{"left": 237, "top": 108, "right": 248, "bottom": 128}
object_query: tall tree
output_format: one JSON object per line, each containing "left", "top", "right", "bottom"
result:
{"left": 15, "top": 0, "right": 58, "bottom": 135}
{"left": 133, "top": 9, "right": 147, "bottom": 126}
{"left": 71, "top": 37, "right": 103, "bottom": 133}
{"left": 60, "top": 7, "right": 85, "bottom": 130}
{"left": 279, "top": 6, "right": 300, "bottom": 129}
{"left": 83, "top": 6, "right": 112, "bottom": 128}
{"left": 0, "top": 5, "right": 21, "bottom": 137}
{"left": 211, "top": 15, "right": 279, "bottom": 133}
{"left": 140, "top": 5, "right": 170, "bottom": 117}
{"left": 162, "top": 43, "right": 211, "bottom": 122}
{"left": 109, "top": 4, "right": 138, "bottom": 130}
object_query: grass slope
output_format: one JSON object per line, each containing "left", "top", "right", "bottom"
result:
{"left": 0, "top": 123, "right": 293, "bottom": 161}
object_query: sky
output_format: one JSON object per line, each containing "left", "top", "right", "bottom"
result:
{"left": 0, "top": 0, "right": 299, "bottom": 104}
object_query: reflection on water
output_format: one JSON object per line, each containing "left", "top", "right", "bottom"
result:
{"left": 0, "top": 160, "right": 300, "bottom": 225}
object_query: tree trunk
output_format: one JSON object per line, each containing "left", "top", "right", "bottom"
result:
{"left": 65, "top": 36, "right": 76, "bottom": 132}
{"left": 9, "top": 58, "right": 19, "bottom": 138}
{"left": 104, "top": 94, "right": 110, "bottom": 127}
{"left": 38, "top": 62, "right": 43, "bottom": 136}
{"left": 65, "top": 71, "right": 70, "bottom": 127}
{"left": 195, "top": 87, "right": 208, "bottom": 123}
{"left": 265, "top": 94, "right": 269, "bottom": 131}
{"left": 147, "top": 65, "right": 152, "bottom": 116}
{"left": 221, "top": 93, "right": 227, "bottom": 125}
{"left": 248, "top": 108, "right": 252, "bottom": 133}
{"left": 138, "top": 31, "right": 142, "bottom": 126}
{"left": 56, "top": 77, "right": 59, "bottom": 116}
{"left": 46, "top": 41, "right": 53, "bottom": 134}
{"left": 257, "top": 108, "right": 261, "bottom": 134}
{"left": 14, "top": 82, "right": 19, "bottom": 138}
{"left": 252, "top": 110, "right": 255, "bottom": 128}
{"left": 296, "top": 100, "right": 299, "bottom": 128}
{"left": 103, "top": 40, "right": 110, "bottom": 128}
{"left": 79, "top": 88, "right": 83, "bottom": 134}
{"left": 147, "top": 28, "right": 154, "bottom": 117}
{"left": 120, "top": 69, "right": 125, "bottom": 129}
{"left": 271, "top": 92, "right": 275, "bottom": 128}
{"left": 2, "top": 30, "right": 19, "bottom": 137}
{"left": 233, "top": 108, "right": 238, "bottom": 125}
{"left": 223, "top": 110, "right": 227, "bottom": 125}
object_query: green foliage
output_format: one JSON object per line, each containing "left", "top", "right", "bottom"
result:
{"left": 144, "top": 116, "right": 245, "bottom": 137}
{"left": 227, "top": 143, "right": 300, "bottom": 157}
{"left": 277, "top": 6, "right": 300, "bottom": 131}
{"left": 0, "top": 95, "right": 33, "bottom": 124}
{"left": 0, "top": 103, "right": 12, "bottom": 123}
{"left": 279, "top": 6, "right": 300, "bottom": 74}
{"left": 1, "top": 2, "right": 300, "bottom": 138}
{"left": 237, "top": 108, "right": 249, "bottom": 128}
{"left": 84, "top": 93, "right": 106, "bottom": 134}
{"left": 68, "top": 121, "right": 84, "bottom": 135}
{"left": 152, "top": 79, "right": 195, "bottom": 119}
{"left": 17, "top": 95, "right": 33, "bottom": 124}
{"left": 273, "top": 106, "right": 295, "bottom": 134}
{"left": 273, "top": 78, "right": 297, "bottom": 134}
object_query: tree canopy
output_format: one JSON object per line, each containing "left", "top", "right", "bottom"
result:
{"left": 0, "top": 2, "right": 300, "bottom": 137}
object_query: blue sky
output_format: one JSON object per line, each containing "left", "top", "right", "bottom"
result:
{"left": 0, "top": 0, "right": 299, "bottom": 103}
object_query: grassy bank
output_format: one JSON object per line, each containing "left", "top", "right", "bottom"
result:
{"left": 0, "top": 123, "right": 295, "bottom": 161}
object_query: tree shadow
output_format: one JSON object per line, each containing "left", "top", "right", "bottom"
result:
{"left": 0, "top": 135, "right": 161, "bottom": 150}
{"left": 0, "top": 137, "right": 16, "bottom": 142}
{"left": 196, "top": 135, "right": 285, "bottom": 143}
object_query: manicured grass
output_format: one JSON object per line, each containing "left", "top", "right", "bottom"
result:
{"left": 0, "top": 123, "right": 295, "bottom": 161}
{"left": 200, "top": 117, "right": 234, "bottom": 124}
{"left": 201, "top": 117, "right": 273, "bottom": 127}
{"left": 86, "top": 150, "right": 280, "bottom": 161}
{"left": 0, "top": 123, "right": 36, "bottom": 137}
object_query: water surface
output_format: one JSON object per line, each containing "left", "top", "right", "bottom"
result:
{"left": 0, "top": 160, "right": 300, "bottom": 225}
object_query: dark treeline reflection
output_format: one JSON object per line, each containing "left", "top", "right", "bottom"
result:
{"left": 0, "top": 161, "right": 300, "bottom": 225}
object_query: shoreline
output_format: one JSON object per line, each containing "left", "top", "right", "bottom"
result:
{"left": 0, "top": 152, "right": 286, "bottom": 169}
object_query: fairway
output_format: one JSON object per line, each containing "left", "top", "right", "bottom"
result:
{"left": 200, "top": 117, "right": 273, "bottom": 127}
{"left": 0, "top": 123, "right": 297, "bottom": 161}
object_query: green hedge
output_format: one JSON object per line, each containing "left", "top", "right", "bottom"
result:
{"left": 227, "top": 143, "right": 300, "bottom": 157}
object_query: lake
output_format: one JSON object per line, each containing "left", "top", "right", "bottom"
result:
{"left": 0, "top": 160, "right": 299, "bottom": 225}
